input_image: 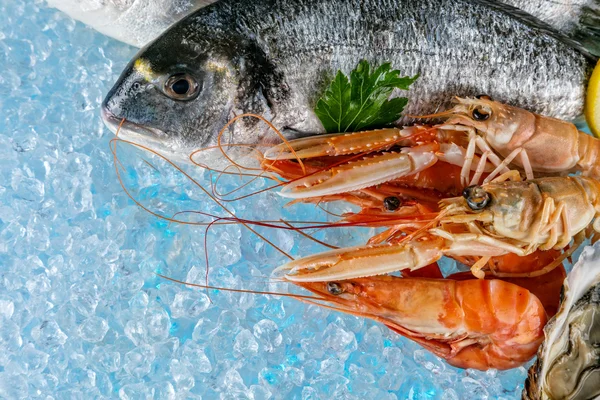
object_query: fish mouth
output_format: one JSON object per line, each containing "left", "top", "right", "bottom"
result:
{"left": 100, "top": 107, "right": 194, "bottom": 165}
{"left": 101, "top": 107, "right": 168, "bottom": 148}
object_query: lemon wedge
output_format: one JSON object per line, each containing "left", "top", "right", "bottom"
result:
{"left": 586, "top": 60, "right": 600, "bottom": 137}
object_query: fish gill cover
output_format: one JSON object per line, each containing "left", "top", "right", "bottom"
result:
{"left": 0, "top": 0, "right": 585, "bottom": 399}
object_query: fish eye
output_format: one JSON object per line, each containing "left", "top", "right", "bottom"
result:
{"left": 383, "top": 196, "right": 401, "bottom": 211}
{"left": 472, "top": 106, "right": 491, "bottom": 121}
{"left": 164, "top": 73, "right": 199, "bottom": 101}
{"left": 326, "top": 282, "right": 344, "bottom": 295}
{"left": 462, "top": 185, "right": 490, "bottom": 210}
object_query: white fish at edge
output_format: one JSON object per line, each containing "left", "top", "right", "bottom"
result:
{"left": 45, "top": 0, "right": 218, "bottom": 47}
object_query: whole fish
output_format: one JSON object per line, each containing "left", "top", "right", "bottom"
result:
{"left": 501, "top": 0, "right": 600, "bottom": 56}
{"left": 101, "top": 0, "right": 598, "bottom": 163}
{"left": 46, "top": 0, "right": 218, "bottom": 47}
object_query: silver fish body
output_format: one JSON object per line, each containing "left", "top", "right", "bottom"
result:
{"left": 101, "top": 0, "right": 597, "bottom": 163}
{"left": 47, "top": 0, "right": 600, "bottom": 54}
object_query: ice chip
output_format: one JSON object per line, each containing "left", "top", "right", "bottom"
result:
{"left": 29, "top": 373, "right": 60, "bottom": 396}
{"left": 461, "top": 376, "right": 489, "bottom": 398}
{"left": 32, "top": 320, "right": 67, "bottom": 349}
{"left": 285, "top": 366, "right": 304, "bottom": 386}
{"left": 310, "top": 374, "right": 351, "bottom": 398}
{"left": 259, "top": 366, "right": 292, "bottom": 395}
{"left": 66, "top": 367, "right": 97, "bottom": 389}
{"left": 145, "top": 307, "right": 171, "bottom": 340}
{"left": 95, "top": 371, "right": 114, "bottom": 397}
{"left": 250, "top": 384, "right": 272, "bottom": 400}
{"left": 441, "top": 389, "right": 460, "bottom": 400}
{"left": 349, "top": 364, "right": 375, "bottom": 385}
{"left": 192, "top": 317, "right": 220, "bottom": 342}
{"left": 301, "top": 386, "right": 319, "bottom": 400}
{"left": 262, "top": 300, "right": 285, "bottom": 321}
{"left": 253, "top": 319, "right": 283, "bottom": 353}
{"left": 0, "top": 299, "right": 15, "bottom": 319}
{"left": 321, "top": 322, "right": 357, "bottom": 362}
{"left": 217, "top": 310, "right": 240, "bottom": 335}
{"left": 69, "top": 281, "right": 100, "bottom": 316}
{"left": 384, "top": 346, "right": 404, "bottom": 367}
{"left": 233, "top": 329, "right": 259, "bottom": 357}
{"left": 11, "top": 169, "right": 44, "bottom": 202}
{"left": 414, "top": 349, "right": 446, "bottom": 374}
{"left": 170, "top": 290, "right": 211, "bottom": 319}
{"left": 180, "top": 341, "right": 212, "bottom": 374}
{"left": 119, "top": 383, "right": 155, "bottom": 399}
{"left": 19, "top": 343, "right": 49, "bottom": 374}
{"left": 0, "top": 222, "right": 25, "bottom": 253}
{"left": 319, "top": 358, "right": 344, "bottom": 375}
{"left": 362, "top": 325, "right": 384, "bottom": 354}
{"left": 27, "top": 215, "right": 50, "bottom": 251}
{"left": 222, "top": 368, "right": 248, "bottom": 392}
{"left": 169, "top": 359, "right": 195, "bottom": 391}
{"left": 0, "top": 373, "right": 28, "bottom": 400}
{"left": 78, "top": 316, "right": 109, "bottom": 342}
{"left": 25, "top": 272, "right": 52, "bottom": 294}
{"left": 124, "top": 319, "right": 148, "bottom": 346}
{"left": 128, "top": 290, "right": 149, "bottom": 312}
{"left": 91, "top": 345, "right": 121, "bottom": 373}
{"left": 153, "top": 337, "right": 180, "bottom": 359}
{"left": 123, "top": 344, "right": 155, "bottom": 378}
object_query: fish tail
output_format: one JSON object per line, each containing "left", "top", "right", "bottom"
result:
{"left": 573, "top": 1, "right": 600, "bottom": 57}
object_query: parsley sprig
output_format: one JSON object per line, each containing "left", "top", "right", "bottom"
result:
{"left": 314, "top": 60, "right": 418, "bottom": 133}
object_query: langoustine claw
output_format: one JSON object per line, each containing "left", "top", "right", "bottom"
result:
{"left": 262, "top": 125, "right": 496, "bottom": 198}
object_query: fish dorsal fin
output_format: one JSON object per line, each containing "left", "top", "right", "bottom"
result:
{"left": 476, "top": 0, "right": 599, "bottom": 61}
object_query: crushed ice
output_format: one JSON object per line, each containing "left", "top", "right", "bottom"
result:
{"left": 0, "top": 0, "right": 545, "bottom": 398}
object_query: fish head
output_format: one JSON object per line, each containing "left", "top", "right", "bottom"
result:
{"left": 443, "top": 97, "right": 536, "bottom": 149}
{"left": 101, "top": 22, "right": 270, "bottom": 163}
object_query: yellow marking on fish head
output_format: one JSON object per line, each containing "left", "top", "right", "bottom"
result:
{"left": 134, "top": 58, "right": 158, "bottom": 82}
{"left": 206, "top": 59, "right": 234, "bottom": 79}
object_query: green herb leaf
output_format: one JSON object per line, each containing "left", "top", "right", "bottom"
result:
{"left": 314, "top": 60, "right": 418, "bottom": 133}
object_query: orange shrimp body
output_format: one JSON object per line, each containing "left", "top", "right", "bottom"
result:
{"left": 295, "top": 275, "right": 547, "bottom": 370}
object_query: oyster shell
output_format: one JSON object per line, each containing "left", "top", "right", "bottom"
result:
{"left": 523, "top": 243, "right": 600, "bottom": 400}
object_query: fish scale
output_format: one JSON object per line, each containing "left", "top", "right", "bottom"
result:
{"left": 102, "top": 0, "right": 597, "bottom": 163}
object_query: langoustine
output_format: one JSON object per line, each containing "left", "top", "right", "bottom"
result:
{"left": 263, "top": 97, "right": 600, "bottom": 199}
{"left": 275, "top": 174, "right": 598, "bottom": 282}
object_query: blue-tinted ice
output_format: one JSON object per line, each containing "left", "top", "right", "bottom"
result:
{"left": 0, "top": 0, "right": 542, "bottom": 398}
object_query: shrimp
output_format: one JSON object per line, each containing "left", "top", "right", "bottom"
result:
{"left": 292, "top": 274, "right": 548, "bottom": 370}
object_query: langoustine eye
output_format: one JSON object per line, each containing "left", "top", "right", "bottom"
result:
{"left": 326, "top": 282, "right": 345, "bottom": 295}
{"left": 472, "top": 106, "right": 491, "bottom": 121}
{"left": 462, "top": 185, "right": 491, "bottom": 210}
